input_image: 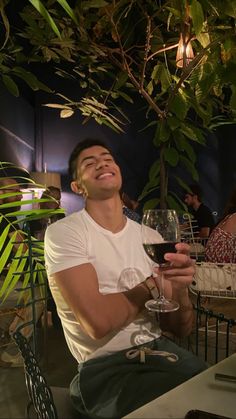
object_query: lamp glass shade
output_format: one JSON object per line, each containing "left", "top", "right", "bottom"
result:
{"left": 30, "top": 172, "right": 61, "bottom": 190}
{"left": 176, "top": 34, "right": 194, "bottom": 68}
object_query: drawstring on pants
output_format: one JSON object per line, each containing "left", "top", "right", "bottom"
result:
{"left": 126, "top": 347, "right": 179, "bottom": 363}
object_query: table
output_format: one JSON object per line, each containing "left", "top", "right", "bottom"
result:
{"left": 124, "top": 353, "right": 236, "bottom": 418}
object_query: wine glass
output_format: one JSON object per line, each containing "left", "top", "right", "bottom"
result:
{"left": 142, "top": 209, "right": 181, "bottom": 313}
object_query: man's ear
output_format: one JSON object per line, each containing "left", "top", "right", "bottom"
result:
{"left": 70, "top": 180, "right": 85, "bottom": 196}
{"left": 71, "top": 180, "right": 80, "bottom": 194}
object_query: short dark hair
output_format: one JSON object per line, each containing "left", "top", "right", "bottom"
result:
{"left": 189, "top": 184, "right": 202, "bottom": 201}
{"left": 68, "top": 138, "right": 112, "bottom": 180}
{"left": 41, "top": 186, "right": 61, "bottom": 199}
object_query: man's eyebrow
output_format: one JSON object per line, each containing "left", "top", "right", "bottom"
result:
{"left": 80, "top": 152, "right": 112, "bottom": 165}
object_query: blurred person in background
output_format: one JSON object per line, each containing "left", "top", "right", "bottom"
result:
{"left": 184, "top": 184, "right": 215, "bottom": 239}
{"left": 205, "top": 187, "right": 236, "bottom": 263}
{"left": 121, "top": 191, "right": 141, "bottom": 223}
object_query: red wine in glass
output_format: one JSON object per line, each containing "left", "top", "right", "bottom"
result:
{"left": 142, "top": 209, "right": 180, "bottom": 312}
{"left": 143, "top": 242, "right": 177, "bottom": 266}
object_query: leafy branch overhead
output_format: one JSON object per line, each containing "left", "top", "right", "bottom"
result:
{"left": 1, "top": 0, "right": 236, "bottom": 208}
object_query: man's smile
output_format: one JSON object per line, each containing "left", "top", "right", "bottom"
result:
{"left": 96, "top": 172, "right": 115, "bottom": 180}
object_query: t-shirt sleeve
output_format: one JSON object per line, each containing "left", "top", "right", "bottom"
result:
{"left": 44, "top": 218, "right": 89, "bottom": 276}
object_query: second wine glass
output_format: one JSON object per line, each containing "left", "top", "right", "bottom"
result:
{"left": 142, "top": 209, "right": 181, "bottom": 313}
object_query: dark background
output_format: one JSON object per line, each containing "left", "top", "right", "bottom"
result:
{"left": 0, "top": 77, "right": 235, "bottom": 217}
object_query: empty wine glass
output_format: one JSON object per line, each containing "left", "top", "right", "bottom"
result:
{"left": 142, "top": 209, "right": 181, "bottom": 312}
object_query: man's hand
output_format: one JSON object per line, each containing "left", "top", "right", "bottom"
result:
{"left": 153, "top": 242, "right": 195, "bottom": 294}
{"left": 153, "top": 242, "right": 195, "bottom": 337}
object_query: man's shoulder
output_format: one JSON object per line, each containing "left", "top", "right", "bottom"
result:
{"left": 199, "top": 203, "right": 212, "bottom": 214}
{"left": 46, "top": 210, "right": 84, "bottom": 233}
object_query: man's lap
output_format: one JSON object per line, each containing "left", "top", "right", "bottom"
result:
{"left": 70, "top": 336, "right": 207, "bottom": 418}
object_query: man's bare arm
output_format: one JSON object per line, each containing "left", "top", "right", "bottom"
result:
{"left": 53, "top": 263, "right": 150, "bottom": 340}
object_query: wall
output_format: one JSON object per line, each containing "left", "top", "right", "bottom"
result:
{"left": 0, "top": 83, "right": 35, "bottom": 171}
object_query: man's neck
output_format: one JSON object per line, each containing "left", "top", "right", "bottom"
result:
{"left": 85, "top": 195, "right": 126, "bottom": 233}
{"left": 193, "top": 201, "right": 201, "bottom": 211}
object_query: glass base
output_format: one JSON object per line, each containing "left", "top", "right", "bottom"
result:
{"left": 145, "top": 298, "right": 180, "bottom": 313}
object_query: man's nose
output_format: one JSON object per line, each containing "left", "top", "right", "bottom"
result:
{"left": 95, "top": 159, "right": 108, "bottom": 170}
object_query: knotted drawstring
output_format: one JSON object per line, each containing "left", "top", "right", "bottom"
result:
{"left": 126, "top": 347, "right": 179, "bottom": 363}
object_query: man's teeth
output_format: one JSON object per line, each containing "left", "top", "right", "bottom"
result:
{"left": 98, "top": 173, "right": 113, "bottom": 179}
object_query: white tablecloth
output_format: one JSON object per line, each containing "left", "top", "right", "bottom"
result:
{"left": 124, "top": 353, "right": 236, "bottom": 418}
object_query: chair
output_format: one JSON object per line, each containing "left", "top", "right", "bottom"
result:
{"left": 12, "top": 329, "right": 78, "bottom": 419}
{"left": 189, "top": 262, "right": 236, "bottom": 364}
{"left": 190, "top": 262, "right": 236, "bottom": 299}
{"left": 181, "top": 213, "right": 207, "bottom": 261}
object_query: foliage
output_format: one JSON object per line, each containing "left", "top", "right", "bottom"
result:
{"left": 1, "top": 0, "right": 236, "bottom": 208}
{"left": 0, "top": 162, "right": 64, "bottom": 302}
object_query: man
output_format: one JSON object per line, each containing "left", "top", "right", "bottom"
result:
{"left": 184, "top": 184, "right": 215, "bottom": 238}
{"left": 45, "top": 139, "right": 206, "bottom": 418}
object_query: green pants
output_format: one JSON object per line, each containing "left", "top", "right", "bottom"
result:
{"left": 70, "top": 336, "right": 207, "bottom": 418}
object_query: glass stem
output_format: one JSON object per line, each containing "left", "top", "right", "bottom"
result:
{"left": 159, "top": 272, "right": 165, "bottom": 302}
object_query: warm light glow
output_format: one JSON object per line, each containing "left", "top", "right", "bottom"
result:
{"left": 30, "top": 172, "right": 61, "bottom": 190}
{"left": 176, "top": 34, "right": 194, "bottom": 68}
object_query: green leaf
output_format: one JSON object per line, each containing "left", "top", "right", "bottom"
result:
{"left": 230, "top": 86, "right": 236, "bottom": 111}
{"left": 190, "top": 0, "right": 204, "bottom": 36}
{"left": 118, "top": 91, "right": 134, "bottom": 104}
{"left": 2, "top": 75, "right": 19, "bottom": 97}
{"left": 174, "top": 175, "right": 192, "bottom": 192}
{"left": 163, "top": 147, "right": 179, "bottom": 167}
{"left": 12, "top": 67, "right": 51, "bottom": 92}
{"left": 143, "top": 198, "right": 160, "bottom": 211}
{"left": 154, "top": 121, "right": 170, "bottom": 145}
{"left": 168, "top": 191, "right": 187, "bottom": 213}
{"left": 196, "top": 31, "right": 210, "bottom": 48}
{"left": 166, "top": 194, "right": 183, "bottom": 213}
{"left": 82, "top": 0, "right": 109, "bottom": 9}
{"left": 179, "top": 156, "right": 199, "bottom": 181}
{"left": 138, "top": 178, "right": 160, "bottom": 201}
{"left": 160, "top": 65, "right": 171, "bottom": 93}
{"left": 56, "top": 0, "right": 79, "bottom": 25}
{"left": 114, "top": 72, "right": 128, "bottom": 90}
{"left": 223, "top": 0, "right": 236, "bottom": 18}
{"left": 175, "top": 135, "right": 196, "bottom": 163}
{"left": 147, "top": 81, "right": 153, "bottom": 95}
{"left": 167, "top": 116, "right": 181, "bottom": 131}
{"left": 179, "top": 124, "right": 205, "bottom": 144}
{"left": 149, "top": 160, "right": 160, "bottom": 180}
{"left": 28, "top": 0, "right": 61, "bottom": 38}
{"left": 170, "top": 93, "right": 188, "bottom": 120}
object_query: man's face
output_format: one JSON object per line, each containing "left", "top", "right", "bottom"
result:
{"left": 75, "top": 146, "right": 122, "bottom": 200}
{"left": 0, "top": 178, "right": 23, "bottom": 210}
{"left": 184, "top": 193, "right": 194, "bottom": 207}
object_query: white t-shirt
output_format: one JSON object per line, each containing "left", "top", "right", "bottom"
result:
{"left": 44, "top": 209, "right": 161, "bottom": 363}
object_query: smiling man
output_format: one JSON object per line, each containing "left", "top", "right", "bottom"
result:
{"left": 44, "top": 138, "right": 206, "bottom": 418}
